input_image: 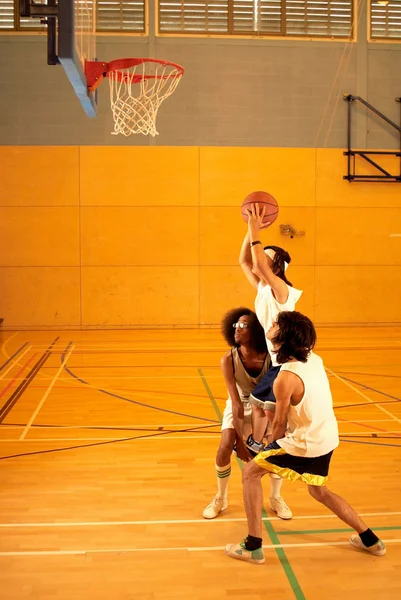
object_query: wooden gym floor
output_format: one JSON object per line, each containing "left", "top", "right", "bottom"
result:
{"left": 0, "top": 327, "right": 400, "bottom": 600}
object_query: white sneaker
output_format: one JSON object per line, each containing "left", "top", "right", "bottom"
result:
{"left": 349, "top": 534, "right": 386, "bottom": 556}
{"left": 203, "top": 494, "right": 228, "bottom": 519}
{"left": 269, "top": 496, "right": 293, "bottom": 520}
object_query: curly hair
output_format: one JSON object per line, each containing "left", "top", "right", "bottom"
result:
{"left": 221, "top": 307, "right": 267, "bottom": 353}
{"left": 272, "top": 311, "right": 316, "bottom": 364}
{"left": 264, "top": 245, "right": 292, "bottom": 286}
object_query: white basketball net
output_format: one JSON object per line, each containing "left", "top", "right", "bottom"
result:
{"left": 108, "top": 61, "right": 183, "bottom": 137}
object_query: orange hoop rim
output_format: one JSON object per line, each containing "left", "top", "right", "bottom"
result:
{"left": 86, "top": 58, "right": 184, "bottom": 92}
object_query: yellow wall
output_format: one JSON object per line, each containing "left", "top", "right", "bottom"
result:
{"left": 1, "top": 146, "right": 400, "bottom": 328}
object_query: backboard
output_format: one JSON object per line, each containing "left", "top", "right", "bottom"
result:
{"left": 58, "top": 0, "right": 97, "bottom": 117}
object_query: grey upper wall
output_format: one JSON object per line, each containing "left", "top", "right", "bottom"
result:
{"left": 0, "top": 8, "right": 400, "bottom": 147}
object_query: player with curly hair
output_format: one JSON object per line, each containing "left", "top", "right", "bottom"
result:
{"left": 203, "top": 307, "right": 270, "bottom": 519}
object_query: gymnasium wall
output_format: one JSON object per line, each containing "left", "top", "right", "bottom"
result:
{"left": 1, "top": 146, "right": 400, "bottom": 329}
{"left": 0, "top": 25, "right": 400, "bottom": 147}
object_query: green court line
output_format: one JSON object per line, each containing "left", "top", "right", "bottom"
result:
{"left": 198, "top": 368, "right": 223, "bottom": 422}
{"left": 198, "top": 368, "right": 306, "bottom": 600}
{"left": 278, "top": 525, "right": 401, "bottom": 536}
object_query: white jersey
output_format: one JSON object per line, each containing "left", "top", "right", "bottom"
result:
{"left": 255, "top": 282, "right": 302, "bottom": 366}
{"left": 276, "top": 352, "right": 340, "bottom": 457}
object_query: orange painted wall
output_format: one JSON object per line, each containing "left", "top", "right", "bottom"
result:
{"left": 1, "top": 146, "right": 400, "bottom": 328}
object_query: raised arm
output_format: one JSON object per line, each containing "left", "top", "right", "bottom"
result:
{"left": 239, "top": 231, "right": 260, "bottom": 290}
{"left": 247, "top": 204, "right": 289, "bottom": 304}
{"left": 220, "top": 352, "right": 252, "bottom": 462}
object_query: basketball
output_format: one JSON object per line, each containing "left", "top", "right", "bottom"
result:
{"left": 241, "top": 191, "right": 279, "bottom": 226}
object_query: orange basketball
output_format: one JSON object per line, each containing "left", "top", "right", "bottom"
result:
{"left": 241, "top": 191, "right": 279, "bottom": 226}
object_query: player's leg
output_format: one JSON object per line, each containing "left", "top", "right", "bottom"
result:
{"left": 203, "top": 399, "right": 236, "bottom": 519}
{"left": 308, "top": 485, "right": 386, "bottom": 556}
{"left": 225, "top": 459, "right": 267, "bottom": 564}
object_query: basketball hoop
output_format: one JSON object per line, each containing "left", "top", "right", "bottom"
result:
{"left": 86, "top": 58, "right": 184, "bottom": 137}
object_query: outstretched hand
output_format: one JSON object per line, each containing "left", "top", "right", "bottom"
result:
{"left": 246, "top": 203, "right": 271, "bottom": 230}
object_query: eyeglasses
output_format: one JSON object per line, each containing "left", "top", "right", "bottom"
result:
{"left": 232, "top": 322, "right": 249, "bottom": 329}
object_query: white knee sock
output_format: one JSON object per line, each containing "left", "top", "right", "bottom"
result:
{"left": 269, "top": 473, "right": 283, "bottom": 499}
{"left": 216, "top": 463, "right": 231, "bottom": 498}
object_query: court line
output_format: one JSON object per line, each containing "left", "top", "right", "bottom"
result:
{"left": 0, "top": 337, "right": 60, "bottom": 424}
{"left": 279, "top": 526, "right": 401, "bottom": 535}
{"left": 62, "top": 353, "right": 218, "bottom": 424}
{"left": 19, "top": 343, "right": 75, "bottom": 441}
{"left": 198, "top": 367, "right": 305, "bottom": 600}
{"left": 1, "top": 538, "right": 400, "bottom": 557}
{"left": 5, "top": 431, "right": 401, "bottom": 443}
{"left": 335, "top": 374, "right": 401, "bottom": 405}
{"left": 0, "top": 342, "right": 30, "bottom": 375}
{"left": 327, "top": 368, "right": 401, "bottom": 426}
{"left": 1, "top": 511, "right": 400, "bottom": 528}
{"left": 0, "top": 423, "right": 220, "bottom": 430}
{"left": 0, "top": 354, "right": 37, "bottom": 402}
{"left": 0, "top": 345, "right": 33, "bottom": 383}
{"left": 0, "top": 423, "right": 223, "bottom": 461}
{"left": 341, "top": 439, "right": 401, "bottom": 448}
{"left": 6, "top": 435, "right": 220, "bottom": 442}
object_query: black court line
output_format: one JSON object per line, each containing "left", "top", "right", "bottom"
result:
{"left": 61, "top": 351, "right": 219, "bottom": 424}
{"left": 0, "top": 424, "right": 221, "bottom": 461}
{"left": 335, "top": 374, "right": 401, "bottom": 403}
{"left": 0, "top": 422, "right": 221, "bottom": 433}
{"left": 341, "top": 438, "right": 401, "bottom": 449}
{"left": 336, "top": 370, "right": 401, "bottom": 380}
{"left": 0, "top": 337, "right": 59, "bottom": 424}
{"left": 0, "top": 343, "right": 29, "bottom": 372}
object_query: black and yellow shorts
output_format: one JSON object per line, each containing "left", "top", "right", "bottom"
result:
{"left": 254, "top": 441, "right": 334, "bottom": 487}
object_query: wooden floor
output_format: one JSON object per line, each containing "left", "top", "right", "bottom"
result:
{"left": 0, "top": 327, "right": 401, "bottom": 600}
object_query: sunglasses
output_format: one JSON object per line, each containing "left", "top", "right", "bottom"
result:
{"left": 232, "top": 322, "right": 249, "bottom": 329}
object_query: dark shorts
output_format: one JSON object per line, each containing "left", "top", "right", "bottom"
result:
{"left": 249, "top": 366, "right": 281, "bottom": 412}
{"left": 254, "top": 441, "right": 334, "bottom": 486}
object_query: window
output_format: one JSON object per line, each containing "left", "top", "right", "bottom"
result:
{"left": 158, "top": 0, "right": 354, "bottom": 38}
{"left": 371, "top": 0, "right": 401, "bottom": 39}
{"left": 0, "top": 0, "right": 146, "bottom": 32}
{"left": 96, "top": 0, "right": 145, "bottom": 31}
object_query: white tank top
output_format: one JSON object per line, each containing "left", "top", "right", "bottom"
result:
{"left": 231, "top": 347, "right": 270, "bottom": 403}
{"left": 254, "top": 282, "right": 303, "bottom": 366}
{"left": 276, "top": 352, "right": 339, "bottom": 457}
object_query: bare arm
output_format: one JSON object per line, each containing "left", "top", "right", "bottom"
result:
{"left": 247, "top": 204, "right": 289, "bottom": 304}
{"left": 239, "top": 231, "right": 260, "bottom": 290}
{"left": 269, "top": 371, "right": 295, "bottom": 443}
{"left": 220, "top": 352, "right": 252, "bottom": 462}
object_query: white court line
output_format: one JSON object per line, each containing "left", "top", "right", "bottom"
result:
{"left": 339, "top": 419, "right": 394, "bottom": 423}
{"left": 19, "top": 346, "right": 75, "bottom": 441}
{"left": 0, "top": 375, "right": 223, "bottom": 381}
{"left": 1, "top": 511, "right": 400, "bottom": 528}
{"left": 1, "top": 435, "right": 219, "bottom": 443}
{"left": 0, "top": 345, "right": 33, "bottom": 382}
{"left": 327, "top": 368, "right": 401, "bottom": 426}
{"left": 1, "top": 539, "right": 400, "bottom": 556}
{"left": 4, "top": 432, "right": 401, "bottom": 444}
{"left": 0, "top": 423, "right": 220, "bottom": 430}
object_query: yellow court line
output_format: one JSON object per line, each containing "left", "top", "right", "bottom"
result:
{"left": 0, "top": 332, "right": 19, "bottom": 362}
{"left": 19, "top": 345, "right": 76, "bottom": 441}
{"left": 327, "top": 368, "right": 401, "bottom": 426}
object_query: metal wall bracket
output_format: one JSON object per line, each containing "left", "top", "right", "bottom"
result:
{"left": 343, "top": 95, "right": 401, "bottom": 183}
